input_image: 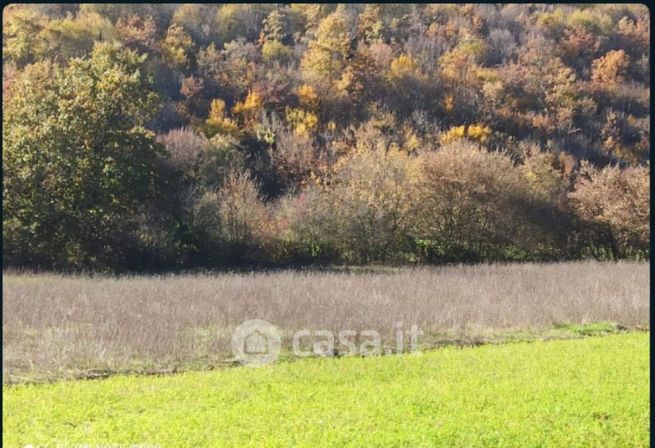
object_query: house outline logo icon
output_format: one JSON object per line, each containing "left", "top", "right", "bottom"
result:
{"left": 245, "top": 329, "right": 269, "bottom": 354}
{"left": 231, "top": 319, "right": 281, "bottom": 367}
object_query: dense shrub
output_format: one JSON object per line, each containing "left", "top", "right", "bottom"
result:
{"left": 569, "top": 163, "right": 650, "bottom": 259}
{"left": 318, "top": 143, "right": 420, "bottom": 263}
{"left": 414, "top": 141, "right": 539, "bottom": 262}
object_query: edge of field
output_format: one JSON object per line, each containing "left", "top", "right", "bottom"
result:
{"left": 3, "top": 321, "right": 648, "bottom": 386}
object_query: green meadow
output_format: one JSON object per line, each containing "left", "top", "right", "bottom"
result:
{"left": 3, "top": 333, "right": 648, "bottom": 447}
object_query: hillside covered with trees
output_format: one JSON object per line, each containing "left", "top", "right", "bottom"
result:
{"left": 2, "top": 4, "right": 650, "bottom": 271}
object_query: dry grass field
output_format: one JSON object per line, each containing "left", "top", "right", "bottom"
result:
{"left": 3, "top": 261, "right": 648, "bottom": 383}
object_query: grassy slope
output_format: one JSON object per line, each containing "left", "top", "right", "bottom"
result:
{"left": 3, "top": 333, "right": 649, "bottom": 447}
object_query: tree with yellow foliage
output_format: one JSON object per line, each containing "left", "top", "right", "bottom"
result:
{"left": 440, "top": 124, "right": 492, "bottom": 145}
{"left": 592, "top": 49, "right": 630, "bottom": 85}
{"left": 232, "top": 89, "right": 264, "bottom": 126}
{"left": 300, "top": 6, "right": 352, "bottom": 87}
{"left": 203, "top": 99, "right": 240, "bottom": 138}
{"left": 161, "top": 24, "right": 194, "bottom": 71}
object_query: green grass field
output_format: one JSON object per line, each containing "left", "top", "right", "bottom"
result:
{"left": 3, "top": 333, "right": 649, "bottom": 448}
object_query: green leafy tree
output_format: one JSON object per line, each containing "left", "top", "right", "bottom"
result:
{"left": 2, "top": 5, "right": 48, "bottom": 66}
{"left": 3, "top": 42, "right": 165, "bottom": 269}
{"left": 161, "top": 24, "right": 195, "bottom": 71}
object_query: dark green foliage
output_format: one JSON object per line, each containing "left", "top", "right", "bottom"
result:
{"left": 3, "top": 43, "right": 168, "bottom": 270}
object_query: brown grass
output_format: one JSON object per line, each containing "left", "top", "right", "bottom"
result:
{"left": 2, "top": 261, "right": 648, "bottom": 383}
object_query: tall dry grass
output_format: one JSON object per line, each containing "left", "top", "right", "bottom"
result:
{"left": 3, "top": 261, "right": 648, "bottom": 383}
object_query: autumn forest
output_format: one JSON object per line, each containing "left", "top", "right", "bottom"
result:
{"left": 2, "top": 4, "right": 650, "bottom": 271}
